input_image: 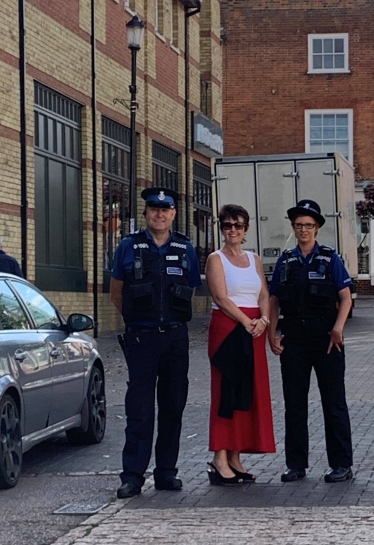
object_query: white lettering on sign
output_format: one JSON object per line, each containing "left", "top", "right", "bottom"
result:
{"left": 196, "top": 124, "right": 223, "bottom": 154}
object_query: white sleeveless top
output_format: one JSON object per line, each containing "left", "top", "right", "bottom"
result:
{"left": 212, "top": 250, "right": 262, "bottom": 309}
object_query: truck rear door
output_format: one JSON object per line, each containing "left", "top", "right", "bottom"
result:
{"left": 296, "top": 157, "right": 338, "bottom": 249}
{"left": 256, "top": 161, "right": 296, "bottom": 277}
{"left": 214, "top": 162, "right": 258, "bottom": 253}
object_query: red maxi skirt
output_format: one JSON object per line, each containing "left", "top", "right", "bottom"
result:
{"left": 208, "top": 308, "right": 276, "bottom": 453}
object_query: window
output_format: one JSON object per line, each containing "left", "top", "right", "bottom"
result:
{"left": 124, "top": 0, "right": 136, "bottom": 11}
{"left": 152, "top": 142, "right": 179, "bottom": 230}
{"left": 193, "top": 161, "right": 213, "bottom": 273}
{"left": 308, "top": 34, "right": 349, "bottom": 73}
{"left": 200, "top": 79, "right": 211, "bottom": 118}
{"left": 11, "top": 281, "right": 61, "bottom": 330}
{"left": 305, "top": 109, "right": 353, "bottom": 164}
{"left": 155, "top": 0, "right": 164, "bottom": 35}
{"left": 171, "top": 0, "right": 179, "bottom": 47}
{"left": 0, "top": 281, "right": 30, "bottom": 330}
{"left": 102, "top": 118, "right": 131, "bottom": 276}
{"left": 34, "top": 83, "right": 85, "bottom": 292}
{"left": 152, "top": 142, "right": 179, "bottom": 194}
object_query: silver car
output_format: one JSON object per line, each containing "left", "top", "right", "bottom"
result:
{"left": 0, "top": 273, "right": 106, "bottom": 489}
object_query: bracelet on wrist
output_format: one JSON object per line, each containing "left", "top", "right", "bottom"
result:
{"left": 260, "top": 316, "right": 270, "bottom": 327}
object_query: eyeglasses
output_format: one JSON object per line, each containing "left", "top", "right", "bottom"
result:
{"left": 221, "top": 222, "right": 247, "bottom": 231}
{"left": 293, "top": 222, "right": 316, "bottom": 230}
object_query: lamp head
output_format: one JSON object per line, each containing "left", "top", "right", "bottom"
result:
{"left": 126, "top": 15, "right": 145, "bottom": 50}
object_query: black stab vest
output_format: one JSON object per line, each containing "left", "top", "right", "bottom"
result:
{"left": 122, "top": 230, "right": 193, "bottom": 324}
{"left": 275, "top": 245, "right": 338, "bottom": 320}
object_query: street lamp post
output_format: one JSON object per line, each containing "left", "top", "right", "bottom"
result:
{"left": 126, "top": 14, "right": 144, "bottom": 233}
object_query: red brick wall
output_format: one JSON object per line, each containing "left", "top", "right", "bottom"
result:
{"left": 221, "top": 0, "right": 374, "bottom": 182}
{"left": 28, "top": 0, "right": 86, "bottom": 39}
{"left": 356, "top": 280, "right": 374, "bottom": 296}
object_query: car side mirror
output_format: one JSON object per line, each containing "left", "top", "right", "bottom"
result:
{"left": 67, "top": 313, "right": 94, "bottom": 332}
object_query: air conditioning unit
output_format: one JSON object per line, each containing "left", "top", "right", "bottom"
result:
{"left": 179, "top": 0, "right": 202, "bottom": 9}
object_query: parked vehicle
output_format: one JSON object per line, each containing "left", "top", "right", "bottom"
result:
{"left": 212, "top": 152, "right": 358, "bottom": 300}
{"left": 0, "top": 273, "right": 106, "bottom": 489}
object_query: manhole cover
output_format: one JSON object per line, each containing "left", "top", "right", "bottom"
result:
{"left": 53, "top": 502, "right": 108, "bottom": 515}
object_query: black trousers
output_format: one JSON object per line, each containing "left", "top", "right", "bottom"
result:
{"left": 120, "top": 324, "right": 189, "bottom": 487}
{"left": 280, "top": 320, "right": 353, "bottom": 471}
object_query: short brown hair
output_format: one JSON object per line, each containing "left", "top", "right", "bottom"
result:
{"left": 219, "top": 204, "right": 249, "bottom": 228}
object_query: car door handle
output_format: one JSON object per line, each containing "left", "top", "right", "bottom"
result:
{"left": 50, "top": 348, "right": 63, "bottom": 358}
{"left": 14, "top": 350, "right": 27, "bottom": 362}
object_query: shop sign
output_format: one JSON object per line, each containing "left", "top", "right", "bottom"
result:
{"left": 192, "top": 113, "right": 223, "bottom": 158}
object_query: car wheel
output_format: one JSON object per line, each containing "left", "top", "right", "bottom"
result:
{"left": 0, "top": 394, "right": 22, "bottom": 489}
{"left": 66, "top": 365, "right": 106, "bottom": 445}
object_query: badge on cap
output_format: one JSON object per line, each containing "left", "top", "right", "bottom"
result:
{"left": 158, "top": 191, "right": 165, "bottom": 201}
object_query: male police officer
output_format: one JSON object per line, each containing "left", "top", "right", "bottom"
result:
{"left": 268, "top": 199, "right": 353, "bottom": 483}
{"left": 110, "top": 187, "right": 202, "bottom": 498}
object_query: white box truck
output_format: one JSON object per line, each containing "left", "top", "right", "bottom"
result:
{"left": 212, "top": 152, "right": 357, "bottom": 300}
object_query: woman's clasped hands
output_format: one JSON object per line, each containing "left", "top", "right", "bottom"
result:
{"left": 244, "top": 317, "right": 267, "bottom": 338}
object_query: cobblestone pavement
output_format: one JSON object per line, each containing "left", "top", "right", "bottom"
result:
{"left": 44, "top": 298, "right": 374, "bottom": 543}
{"left": 51, "top": 504, "right": 374, "bottom": 544}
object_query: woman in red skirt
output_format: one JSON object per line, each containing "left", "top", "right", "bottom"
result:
{"left": 205, "top": 204, "right": 276, "bottom": 485}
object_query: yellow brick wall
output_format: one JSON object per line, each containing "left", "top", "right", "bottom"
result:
{"left": 27, "top": 5, "right": 92, "bottom": 96}
{"left": 0, "top": 0, "right": 221, "bottom": 333}
{"left": 0, "top": 137, "right": 21, "bottom": 205}
{"left": 1, "top": 0, "right": 19, "bottom": 58}
{"left": 0, "top": 64, "right": 20, "bottom": 132}
{"left": 79, "top": 0, "right": 106, "bottom": 44}
{"left": 0, "top": 214, "right": 23, "bottom": 266}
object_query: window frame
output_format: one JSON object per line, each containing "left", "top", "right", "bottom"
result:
{"left": 124, "top": 0, "right": 136, "bottom": 13}
{"left": 102, "top": 118, "right": 131, "bottom": 283}
{"left": 152, "top": 141, "right": 179, "bottom": 230}
{"left": 34, "top": 82, "right": 86, "bottom": 293}
{"left": 171, "top": 0, "right": 179, "bottom": 48}
{"left": 155, "top": 0, "right": 164, "bottom": 36}
{"left": 304, "top": 108, "right": 353, "bottom": 165}
{"left": 193, "top": 161, "right": 213, "bottom": 274}
{"left": 308, "top": 33, "right": 349, "bottom": 74}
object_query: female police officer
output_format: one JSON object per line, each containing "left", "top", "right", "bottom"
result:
{"left": 110, "top": 187, "right": 201, "bottom": 498}
{"left": 268, "top": 199, "right": 353, "bottom": 483}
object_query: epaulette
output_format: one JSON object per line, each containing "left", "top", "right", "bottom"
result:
{"left": 172, "top": 231, "right": 190, "bottom": 242}
{"left": 319, "top": 244, "right": 335, "bottom": 253}
{"left": 282, "top": 248, "right": 293, "bottom": 256}
{"left": 130, "top": 230, "right": 148, "bottom": 244}
{"left": 125, "top": 229, "right": 146, "bottom": 238}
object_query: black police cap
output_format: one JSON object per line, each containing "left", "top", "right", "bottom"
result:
{"left": 141, "top": 187, "right": 178, "bottom": 209}
{"left": 287, "top": 199, "right": 325, "bottom": 227}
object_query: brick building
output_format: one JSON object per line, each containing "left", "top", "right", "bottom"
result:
{"left": 220, "top": 0, "right": 374, "bottom": 293}
{"left": 0, "top": 0, "right": 222, "bottom": 332}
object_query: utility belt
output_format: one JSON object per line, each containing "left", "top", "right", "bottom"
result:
{"left": 117, "top": 322, "right": 184, "bottom": 357}
{"left": 282, "top": 315, "right": 334, "bottom": 325}
{"left": 125, "top": 322, "right": 183, "bottom": 334}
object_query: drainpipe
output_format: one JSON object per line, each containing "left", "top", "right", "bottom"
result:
{"left": 91, "top": 0, "right": 98, "bottom": 337}
{"left": 184, "top": 3, "right": 201, "bottom": 237}
{"left": 19, "top": 0, "right": 27, "bottom": 278}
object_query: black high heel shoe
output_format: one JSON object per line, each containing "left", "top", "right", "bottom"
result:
{"left": 229, "top": 465, "right": 257, "bottom": 482}
{"left": 207, "top": 462, "right": 243, "bottom": 486}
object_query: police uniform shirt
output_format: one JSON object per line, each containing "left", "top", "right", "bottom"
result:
{"left": 112, "top": 229, "right": 202, "bottom": 326}
{"left": 269, "top": 242, "right": 352, "bottom": 297}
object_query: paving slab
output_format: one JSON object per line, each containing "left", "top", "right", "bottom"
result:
{"left": 44, "top": 297, "right": 374, "bottom": 543}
